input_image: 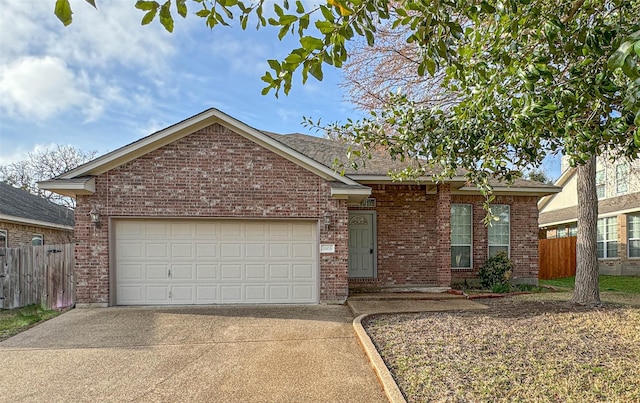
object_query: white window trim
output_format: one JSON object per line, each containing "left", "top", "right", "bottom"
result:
{"left": 0, "top": 229, "right": 7, "bottom": 247}
{"left": 488, "top": 204, "right": 510, "bottom": 258}
{"left": 628, "top": 214, "right": 640, "bottom": 259}
{"left": 32, "top": 233, "right": 44, "bottom": 246}
{"left": 597, "top": 217, "right": 618, "bottom": 260}
{"left": 616, "top": 163, "right": 629, "bottom": 195}
{"left": 451, "top": 203, "right": 473, "bottom": 269}
{"left": 595, "top": 168, "right": 606, "bottom": 199}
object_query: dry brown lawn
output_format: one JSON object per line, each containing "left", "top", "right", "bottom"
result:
{"left": 363, "top": 292, "right": 640, "bottom": 403}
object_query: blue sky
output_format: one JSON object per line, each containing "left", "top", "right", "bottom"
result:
{"left": 0, "top": 1, "right": 561, "bottom": 179}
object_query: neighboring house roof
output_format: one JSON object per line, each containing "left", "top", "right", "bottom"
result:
{"left": 39, "top": 108, "right": 559, "bottom": 199}
{"left": 0, "top": 182, "right": 74, "bottom": 230}
{"left": 539, "top": 192, "right": 640, "bottom": 226}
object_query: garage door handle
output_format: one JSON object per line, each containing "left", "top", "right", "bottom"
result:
{"left": 370, "top": 248, "right": 374, "bottom": 254}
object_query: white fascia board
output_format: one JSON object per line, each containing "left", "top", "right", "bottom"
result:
{"left": 330, "top": 186, "right": 371, "bottom": 203}
{"left": 349, "top": 174, "right": 469, "bottom": 184}
{"left": 0, "top": 214, "right": 74, "bottom": 231}
{"left": 38, "top": 177, "right": 95, "bottom": 197}
{"left": 57, "top": 109, "right": 358, "bottom": 187}
{"left": 456, "top": 186, "right": 561, "bottom": 197}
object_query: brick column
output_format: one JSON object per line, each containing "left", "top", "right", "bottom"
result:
{"left": 436, "top": 184, "right": 452, "bottom": 286}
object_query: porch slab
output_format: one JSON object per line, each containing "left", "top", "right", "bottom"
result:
{"left": 346, "top": 294, "right": 487, "bottom": 316}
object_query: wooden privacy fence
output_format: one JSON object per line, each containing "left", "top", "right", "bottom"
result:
{"left": 538, "top": 236, "right": 577, "bottom": 279}
{"left": 0, "top": 243, "right": 75, "bottom": 310}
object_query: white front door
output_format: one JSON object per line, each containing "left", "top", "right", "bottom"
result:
{"left": 114, "top": 219, "right": 318, "bottom": 305}
{"left": 348, "top": 212, "right": 375, "bottom": 278}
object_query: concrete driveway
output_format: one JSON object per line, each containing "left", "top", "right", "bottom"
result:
{"left": 0, "top": 305, "right": 386, "bottom": 403}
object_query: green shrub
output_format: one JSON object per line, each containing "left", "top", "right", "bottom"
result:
{"left": 479, "top": 252, "right": 515, "bottom": 291}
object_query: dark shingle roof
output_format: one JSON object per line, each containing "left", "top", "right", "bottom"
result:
{"left": 0, "top": 182, "right": 74, "bottom": 227}
{"left": 264, "top": 132, "right": 559, "bottom": 190}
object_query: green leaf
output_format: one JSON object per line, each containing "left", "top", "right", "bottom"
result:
{"left": 141, "top": 8, "right": 158, "bottom": 25}
{"left": 426, "top": 58, "right": 436, "bottom": 76}
{"left": 84, "top": 0, "right": 97, "bottom": 8}
{"left": 635, "top": 40, "right": 640, "bottom": 57}
{"left": 267, "top": 59, "right": 281, "bottom": 72}
{"left": 196, "top": 9, "right": 210, "bottom": 18}
{"left": 279, "top": 15, "right": 298, "bottom": 25}
{"left": 309, "top": 62, "right": 323, "bottom": 81}
{"left": 300, "top": 36, "right": 324, "bottom": 51}
{"left": 135, "top": 1, "right": 158, "bottom": 11}
{"left": 295, "top": 0, "right": 305, "bottom": 14}
{"left": 176, "top": 0, "right": 187, "bottom": 17}
{"left": 54, "top": 0, "right": 73, "bottom": 26}
{"left": 159, "top": 1, "right": 174, "bottom": 32}
{"left": 364, "top": 29, "right": 374, "bottom": 46}
{"left": 608, "top": 40, "right": 634, "bottom": 70}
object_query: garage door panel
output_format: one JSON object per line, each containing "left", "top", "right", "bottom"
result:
{"left": 147, "top": 264, "right": 168, "bottom": 280}
{"left": 146, "top": 243, "right": 168, "bottom": 258}
{"left": 196, "top": 243, "right": 217, "bottom": 258}
{"left": 245, "top": 243, "right": 265, "bottom": 258}
{"left": 116, "top": 220, "right": 318, "bottom": 305}
{"left": 220, "top": 264, "right": 242, "bottom": 279}
{"left": 196, "top": 264, "right": 217, "bottom": 279}
{"left": 221, "top": 243, "right": 241, "bottom": 258}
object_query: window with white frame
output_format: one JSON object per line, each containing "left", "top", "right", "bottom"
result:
{"left": 568, "top": 222, "right": 578, "bottom": 237}
{"left": 0, "top": 230, "right": 7, "bottom": 247}
{"left": 616, "top": 163, "right": 629, "bottom": 195}
{"left": 451, "top": 204, "right": 472, "bottom": 268}
{"left": 595, "top": 169, "right": 606, "bottom": 198}
{"left": 597, "top": 217, "right": 617, "bottom": 259}
{"left": 488, "top": 205, "right": 510, "bottom": 257}
{"left": 31, "top": 234, "right": 43, "bottom": 246}
{"left": 557, "top": 226, "right": 568, "bottom": 238}
{"left": 628, "top": 214, "right": 640, "bottom": 258}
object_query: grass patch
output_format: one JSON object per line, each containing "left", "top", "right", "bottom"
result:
{"left": 0, "top": 305, "right": 62, "bottom": 342}
{"left": 540, "top": 275, "right": 640, "bottom": 294}
{"left": 365, "top": 293, "right": 640, "bottom": 402}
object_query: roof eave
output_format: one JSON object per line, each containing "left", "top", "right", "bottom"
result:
{"left": 456, "top": 186, "right": 561, "bottom": 197}
{"left": 38, "top": 177, "right": 95, "bottom": 198}
{"left": 330, "top": 186, "right": 372, "bottom": 204}
{"left": 0, "top": 213, "right": 74, "bottom": 231}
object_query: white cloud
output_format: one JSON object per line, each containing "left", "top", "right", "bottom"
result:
{"left": 0, "top": 56, "right": 103, "bottom": 121}
{"left": 0, "top": 142, "right": 57, "bottom": 165}
{"left": 0, "top": 0, "right": 177, "bottom": 122}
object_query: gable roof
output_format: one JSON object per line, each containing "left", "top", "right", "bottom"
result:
{"left": 0, "top": 182, "right": 74, "bottom": 230}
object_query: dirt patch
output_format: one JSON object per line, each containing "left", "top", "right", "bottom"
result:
{"left": 363, "top": 293, "right": 640, "bottom": 402}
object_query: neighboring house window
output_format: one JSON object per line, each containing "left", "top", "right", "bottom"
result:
{"left": 568, "top": 222, "right": 578, "bottom": 237}
{"left": 628, "top": 214, "right": 640, "bottom": 258}
{"left": 557, "top": 226, "right": 568, "bottom": 238}
{"left": 595, "top": 168, "right": 606, "bottom": 198}
{"left": 451, "top": 204, "right": 472, "bottom": 268}
{"left": 0, "top": 230, "right": 7, "bottom": 247}
{"left": 597, "top": 217, "right": 617, "bottom": 259}
{"left": 616, "top": 163, "right": 629, "bottom": 195}
{"left": 488, "top": 205, "right": 510, "bottom": 257}
{"left": 32, "top": 234, "right": 43, "bottom": 246}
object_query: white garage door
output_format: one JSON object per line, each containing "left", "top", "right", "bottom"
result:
{"left": 115, "top": 219, "right": 318, "bottom": 305}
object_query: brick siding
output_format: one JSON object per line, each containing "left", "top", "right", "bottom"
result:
{"left": 348, "top": 188, "right": 540, "bottom": 288}
{"left": 74, "top": 123, "right": 348, "bottom": 304}
{"left": 0, "top": 220, "right": 73, "bottom": 247}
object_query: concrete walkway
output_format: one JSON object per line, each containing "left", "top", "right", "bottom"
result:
{"left": 0, "top": 305, "right": 386, "bottom": 403}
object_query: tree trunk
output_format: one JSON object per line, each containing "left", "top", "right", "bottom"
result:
{"left": 571, "top": 155, "right": 600, "bottom": 305}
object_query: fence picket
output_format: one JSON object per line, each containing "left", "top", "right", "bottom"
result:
{"left": 0, "top": 244, "right": 75, "bottom": 310}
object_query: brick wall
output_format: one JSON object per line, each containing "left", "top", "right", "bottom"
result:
{"left": 450, "top": 195, "right": 540, "bottom": 284}
{"left": 348, "top": 189, "right": 541, "bottom": 288}
{"left": 348, "top": 184, "right": 439, "bottom": 288}
{"left": 598, "top": 213, "right": 640, "bottom": 276}
{"left": 0, "top": 220, "right": 73, "bottom": 247}
{"left": 74, "top": 123, "right": 348, "bottom": 304}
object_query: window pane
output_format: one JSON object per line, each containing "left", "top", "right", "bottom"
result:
{"left": 31, "top": 235, "right": 43, "bottom": 246}
{"left": 597, "top": 242, "right": 604, "bottom": 258}
{"left": 616, "top": 163, "right": 628, "bottom": 194}
{"left": 629, "top": 215, "right": 640, "bottom": 239}
{"left": 568, "top": 223, "right": 578, "bottom": 237}
{"left": 629, "top": 240, "right": 640, "bottom": 258}
{"left": 489, "top": 246, "right": 509, "bottom": 258}
{"left": 557, "top": 227, "right": 567, "bottom": 238}
{"left": 0, "top": 230, "right": 6, "bottom": 247}
{"left": 451, "top": 246, "right": 471, "bottom": 268}
{"left": 607, "top": 242, "right": 618, "bottom": 258}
